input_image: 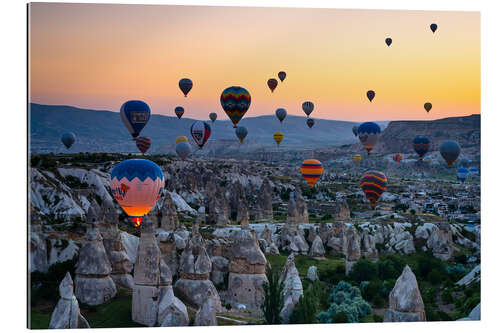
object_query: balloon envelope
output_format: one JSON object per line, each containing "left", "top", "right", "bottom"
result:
{"left": 469, "top": 167, "right": 479, "bottom": 176}
{"left": 360, "top": 171, "right": 387, "bottom": 208}
{"left": 301, "top": 159, "right": 323, "bottom": 188}
{"left": 278, "top": 71, "right": 286, "bottom": 82}
{"left": 440, "top": 141, "right": 461, "bottom": 167}
{"left": 176, "top": 136, "right": 188, "bottom": 144}
{"left": 220, "top": 86, "right": 251, "bottom": 128}
{"left": 353, "top": 154, "right": 362, "bottom": 164}
{"left": 457, "top": 168, "right": 469, "bottom": 184}
{"left": 190, "top": 121, "right": 211, "bottom": 148}
{"left": 275, "top": 108, "right": 287, "bottom": 123}
{"left": 352, "top": 126, "right": 358, "bottom": 137}
{"left": 179, "top": 78, "right": 193, "bottom": 97}
{"left": 273, "top": 132, "right": 284, "bottom": 146}
{"left": 358, "top": 122, "right": 381, "bottom": 154}
{"left": 413, "top": 136, "right": 430, "bottom": 159}
{"left": 267, "top": 78, "right": 278, "bottom": 92}
{"left": 61, "top": 132, "right": 76, "bottom": 149}
{"left": 209, "top": 112, "right": 217, "bottom": 123}
{"left": 135, "top": 136, "right": 151, "bottom": 155}
{"left": 424, "top": 102, "right": 432, "bottom": 112}
{"left": 302, "top": 101, "right": 314, "bottom": 117}
{"left": 307, "top": 118, "right": 315, "bottom": 128}
{"left": 366, "top": 90, "right": 375, "bottom": 102}
{"left": 176, "top": 142, "right": 192, "bottom": 161}
{"left": 110, "top": 159, "right": 164, "bottom": 227}
{"left": 120, "top": 100, "right": 151, "bottom": 138}
{"left": 393, "top": 153, "right": 402, "bottom": 163}
{"left": 175, "top": 106, "right": 184, "bottom": 119}
{"left": 385, "top": 38, "right": 392, "bottom": 46}
{"left": 430, "top": 23, "right": 438, "bottom": 33}
{"left": 235, "top": 126, "right": 248, "bottom": 143}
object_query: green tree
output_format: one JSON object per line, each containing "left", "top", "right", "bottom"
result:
{"left": 289, "top": 288, "right": 318, "bottom": 324}
{"left": 261, "top": 264, "right": 284, "bottom": 324}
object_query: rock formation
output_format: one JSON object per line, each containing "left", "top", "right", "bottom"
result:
{"left": 307, "top": 266, "right": 319, "bottom": 281}
{"left": 99, "top": 197, "right": 134, "bottom": 289}
{"left": 309, "top": 235, "right": 326, "bottom": 259}
{"left": 236, "top": 198, "right": 250, "bottom": 226}
{"left": 205, "top": 180, "right": 230, "bottom": 225}
{"left": 194, "top": 290, "right": 218, "bottom": 326}
{"left": 29, "top": 211, "right": 48, "bottom": 273}
{"left": 307, "top": 226, "right": 317, "bottom": 244}
{"left": 333, "top": 198, "right": 351, "bottom": 221}
{"left": 255, "top": 178, "right": 273, "bottom": 221}
{"left": 74, "top": 206, "right": 117, "bottom": 306}
{"left": 293, "top": 187, "right": 309, "bottom": 224}
{"left": 343, "top": 225, "right": 361, "bottom": 274}
{"left": 174, "top": 227, "right": 222, "bottom": 311}
{"left": 279, "top": 254, "right": 303, "bottom": 323}
{"left": 360, "top": 229, "right": 378, "bottom": 260}
{"left": 157, "top": 232, "right": 179, "bottom": 279}
{"left": 160, "top": 192, "right": 179, "bottom": 231}
{"left": 229, "top": 181, "right": 246, "bottom": 218}
{"left": 427, "top": 223, "right": 454, "bottom": 261}
{"left": 49, "top": 272, "right": 90, "bottom": 329}
{"left": 384, "top": 265, "right": 426, "bottom": 322}
{"left": 157, "top": 262, "right": 189, "bottom": 327}
{"left": 326, "top": 222, "right": 346, "bottom": 256}
{"left": 227, "top": 228, "right": 268, "bottom": 311}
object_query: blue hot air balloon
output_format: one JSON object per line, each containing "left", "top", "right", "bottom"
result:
{"left": 413, "top": 136, "right": 430, "bottom": 159}
{"left": 358, "top": 122, "right": 381, "bottom": 154}
{"left": 469, "top": 167, "right": 479, "bottom": 176}
{"left": 440, "top": 141, "right": 461, "bottom": 167}
{"left": 61, "top": 132, "right": 76, "bottom": 149}
{"left": 120, "top": 100, "right": 151, "bottom": 138}
{"left": 457, "top": 168, "right": 469, "bottom": 184}
{"left": 385, "top": 38, "right": 392, "bottom": 46}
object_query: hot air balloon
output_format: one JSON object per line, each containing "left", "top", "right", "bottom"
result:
{"left": 61, "top": 132, "right": 76, "bottom": 149}
{"left": 176, "top": 142, "right": 192, "bottom": 161}
{"left": 278, "top": 71, "right": 286, "bottom": 82}
{"left": 179, "top": 78, "right": 193, "bottom": 97}
{"left": 300, "top": 159, "right": 323, "bottom": 188}
{"left": 357, "top": 122, "right": 381, "bottom": 154}
{"left": 366, "top": 90, "right": 375, "bottom": 102}
{"left": 457, "top": 168, "right": 469, "bottom": 184}
{"left": 459, "top": 157, "right": 471, "bottom": 167}
{"left": 440, "top": 140, "right": 461, "bottom": 167}
{"left": 110, "top": 159, "right": 164, "bottom": 227}
{"left": 235, "top": 126, "right": 248, "bottom": 143}
{"left": 135, "top": 136, "right": 151, "bottom": 155}
{"left": 352, "top": 126, "right": 358, "bottom": 137}
{"left": 385, "top": 38, "right": 392, "bottom": 46}
{"left": 360, "top": 171, "right": 387, "bottom": 208}
{"left": 267, "top": 78, "right": 278, "bottom": 93}
{"left": 353, "top": 154, "right": 362, "bottom": 164}
{"left": 424, "top": 102, "right": 432, "bottom": 113}
{"left": 174, "top": 106, "right": 184, "bottom": 119}
{"left": 430, "top": 23, "right": 438, "bottom": 33}
{"left": 393, "top": 153, "right": 402, "bottom": 164}
{"left": 276, "top": 108, "right": 287, "bottom": 123}
{"left": 176, "top": 136, "right": 188, "bottom": 144}
{"left": 413, "top": 136, "right": 430, "bottom": 159}
{"left": 120, "top": 100, "right": 151, "bottom": 138}
{"left": 302, "top": 101, "right": 314, "bottom": 117}
{"left": 220, "top": 86, "right": 251, "bottom": 128}
{"left": 209, "top": 112, "right": 217, "bottom": 123}
{"left": 273, "top": 132, "right": 284, "bottom": 146}
{"left": 307, "top": 118, "right": 315, "bottom": 128}
{"left": 469, "top": 167, "right": 479, "bottom": 176}
{"left": 190, "top": 121, "right": 211, "bottom": 148}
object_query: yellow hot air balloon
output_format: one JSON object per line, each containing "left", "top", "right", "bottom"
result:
{"left": 273, "top": 132, "right": 284, "bottom": 146}
{"left": 353, "top": 154, "right": 362, "bottom": 164}
{"left": 300, "top": 159, "right": 324, "bottom": 187}
{"left": 176, "top": 136, "right": 188, "bottom": 144}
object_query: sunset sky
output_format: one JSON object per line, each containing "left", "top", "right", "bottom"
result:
{"left": 29, "top": 3, "right": 480, "bottom": 121}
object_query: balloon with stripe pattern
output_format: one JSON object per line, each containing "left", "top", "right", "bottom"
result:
{"left": 300, "top": 159, "right": 323, "bottom": 188}
{"left": 135, "top": 136, "right": 151, "bottom": 155}
{"left": 360, "top": 170, "right": 387, "bottom": 208}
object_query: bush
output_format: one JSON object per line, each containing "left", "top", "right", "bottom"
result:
{"left": 377, "top": 254, "right": 405, "bottom": 280}
{"left": 373, "top": 314, "right": 384, "bottom": 322}
{"left": 289, "top": 288, "right": 318, "bottom": 324}
{"left": 261, "top": 264, "right": 284, "bottom": 324}
{"left": 317, "top": 281, "right": 372, "bottom": 323}
{"left": 348, "top": 259, "right": 378, "bottom": 284}
{"left": 30, "top": 258, "right": 77, "bottom": 306}
{"left": 318, "top": 264, "right": 346, "bottom": 285}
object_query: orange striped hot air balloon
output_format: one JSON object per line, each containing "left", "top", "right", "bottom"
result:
{"left": 300, "top": 159, "right": 323, "bottom": 187}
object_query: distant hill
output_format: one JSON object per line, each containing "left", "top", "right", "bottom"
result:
{"left": 29, "top": 103, "right": 364, "bottom": 153}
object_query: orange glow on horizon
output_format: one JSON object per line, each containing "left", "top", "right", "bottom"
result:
{"left": 29, "top": 3, "right": 480, "bottom": 122}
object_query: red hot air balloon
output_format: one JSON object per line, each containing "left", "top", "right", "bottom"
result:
{"left": 267, "top": 78, "right": 278, "bottom": 93}
{"left": 190, "top": 121, "right": 211, "bottom": 148}
{"left": 393, "top": 153, "right": 402, "bottom": 164}
{"left": 300, "top": 159, "right": 323, "bottom": 188}
{"left": 135, "top": 137, "right": 151, "bottom": 155}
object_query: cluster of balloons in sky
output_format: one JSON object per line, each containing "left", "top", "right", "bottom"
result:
{"left": 63, "top": 21, "right": 477, "bottom": 224}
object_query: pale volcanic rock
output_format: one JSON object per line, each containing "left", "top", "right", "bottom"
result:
{"left": 279, "top": 254, "right": 303, "bottom": 323}
{"left": 205, "top": 180, "right": 230, "bottom": 225}
{"left": 344, "top": 225, "right": 361, "bottom": 274}
{"left": 309, "top": 235, "right": 326, "bottom": 259}
{"left": 194, "top": 290, "right": 218, "bottom": 326}
{"left": 255, "top": 178, "right": 273, "bottom": 221}
{"left": 293, "top": 187, "right": 309, "bottom": 224}
{"left": 384, "top": 265, "right": 426, "bottom": 322}
{"left": 160, "top": 191, "right": 179, "bottom": 230}
{"left": 49, "top": 272, "right": 90, "bottom": 329}
{"left": 74, "top": 206, "right": 117, "bottom": 306}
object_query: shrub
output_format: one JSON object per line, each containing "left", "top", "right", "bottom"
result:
{"left": 348, "top": 259, "right": 378, "bottom": 284}
{"left": 289, "top": 288, "right": 318, "bottom": 324}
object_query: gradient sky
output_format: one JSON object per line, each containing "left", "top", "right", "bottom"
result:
{"left": 29, "top": 3, "right": 480, "bottom": 121}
